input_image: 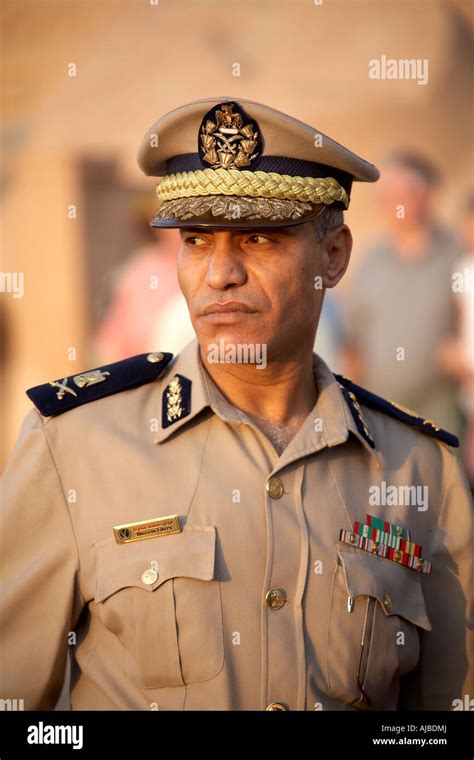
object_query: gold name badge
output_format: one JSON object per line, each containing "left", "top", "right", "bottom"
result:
{"left": 113, "top": 515, "right": 181, "bottom": 544}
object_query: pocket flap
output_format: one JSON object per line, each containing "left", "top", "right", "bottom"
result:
{"left": 95, "top": 525, "right": 217, "bottom": 602}
{"left": 336, "top": 542, "right": 431, "bottom": 630}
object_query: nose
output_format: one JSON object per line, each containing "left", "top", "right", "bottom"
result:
{"left": 205, "top": 233, "right": 247, "bottom": 290}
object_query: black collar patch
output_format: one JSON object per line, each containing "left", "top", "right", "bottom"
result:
{"left": 161, "top": 374, "right": 192, "bottom": 429}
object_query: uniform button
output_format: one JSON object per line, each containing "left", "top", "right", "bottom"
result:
{"left": 266, "top": 702, "right": 289, "bottom": 711}
{"left": 265, "top": 587, "right": 287, "bottom": 610}
{"left": 146, "top": 352, "right": 164, "bottom": 363}
{"left": 141, "top": 568, "right": 158, "bottom": 585}
{"left": 266, "top": 477, "right": 284, "bottom": 499}
{"left": 383, "top": 594, "right": 393, "bottom": 613}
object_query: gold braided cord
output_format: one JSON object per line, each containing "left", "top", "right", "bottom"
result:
{"left": 156, "top": 169, "right": 349, "bottom": 208}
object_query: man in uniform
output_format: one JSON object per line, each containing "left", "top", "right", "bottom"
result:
{"left": 1, "top": 97, "right": 472, "bottom": 711}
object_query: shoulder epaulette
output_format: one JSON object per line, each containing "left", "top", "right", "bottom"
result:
{"left": 26, "top": 352, "right": 173, "bottom": 417}
{"left": 334, "top": 374, "right": 459, "bottom": 448}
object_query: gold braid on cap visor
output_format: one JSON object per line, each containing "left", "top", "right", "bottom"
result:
{"left": 155, "top": 168, "right": 349, "bottom": 209}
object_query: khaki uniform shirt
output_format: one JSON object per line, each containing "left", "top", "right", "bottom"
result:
{"left": 1, "top": 337, "right": 472, "bottom": 711}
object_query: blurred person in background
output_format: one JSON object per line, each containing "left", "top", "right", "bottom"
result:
{"left": 95, "top": 222, "right": 195, "bottom": 362}
{"left": 436, "top": 193, "right": 474, "bottom": 490}
{"left": 341, "top": 152, "right": 463, "bottom": 437}
{"left": 313, "top": 289, "right": 346, "bottom": 370}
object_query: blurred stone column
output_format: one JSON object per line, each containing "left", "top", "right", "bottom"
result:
{"left": 1, "top": 150, "right": 88, "bottom": 465}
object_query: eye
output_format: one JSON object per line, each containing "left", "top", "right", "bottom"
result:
{"left": 246, "top": 234, "right": 273, "bottom": 244}
{"left": 183, "top": 235, "right": 206, "bottom": 246}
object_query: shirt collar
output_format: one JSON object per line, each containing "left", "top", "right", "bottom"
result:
{"left": 154, "top": 336, "right": 378, "bottom": 462}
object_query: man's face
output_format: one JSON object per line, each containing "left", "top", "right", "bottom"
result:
{"left": 177, "top": 222, "right": 332, "bottom": 361}
{"left": 377, "top": 165, "right": 433, "bottom": 227}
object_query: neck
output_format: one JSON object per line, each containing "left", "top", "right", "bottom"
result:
{"left": 199, "top": 340, "right": 318, "bottom": 426}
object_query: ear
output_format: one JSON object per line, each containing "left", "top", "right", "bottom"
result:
{"left": 321, "top": 225, "right": 352, "bottom": 288}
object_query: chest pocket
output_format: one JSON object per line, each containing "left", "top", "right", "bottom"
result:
{"left": 326, "top": 543, "right": 431, "bottom": 709}
{"left": 95, "top": 525, "right": 224, "bottom": 689}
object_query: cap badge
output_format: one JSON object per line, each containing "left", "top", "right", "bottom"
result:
{"left": 199, "top": 101, "right": 263, "bottom": 170}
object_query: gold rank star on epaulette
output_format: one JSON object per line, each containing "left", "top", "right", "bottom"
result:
{"left": 26, "top": 352, "right": 173, "bottom": 417}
